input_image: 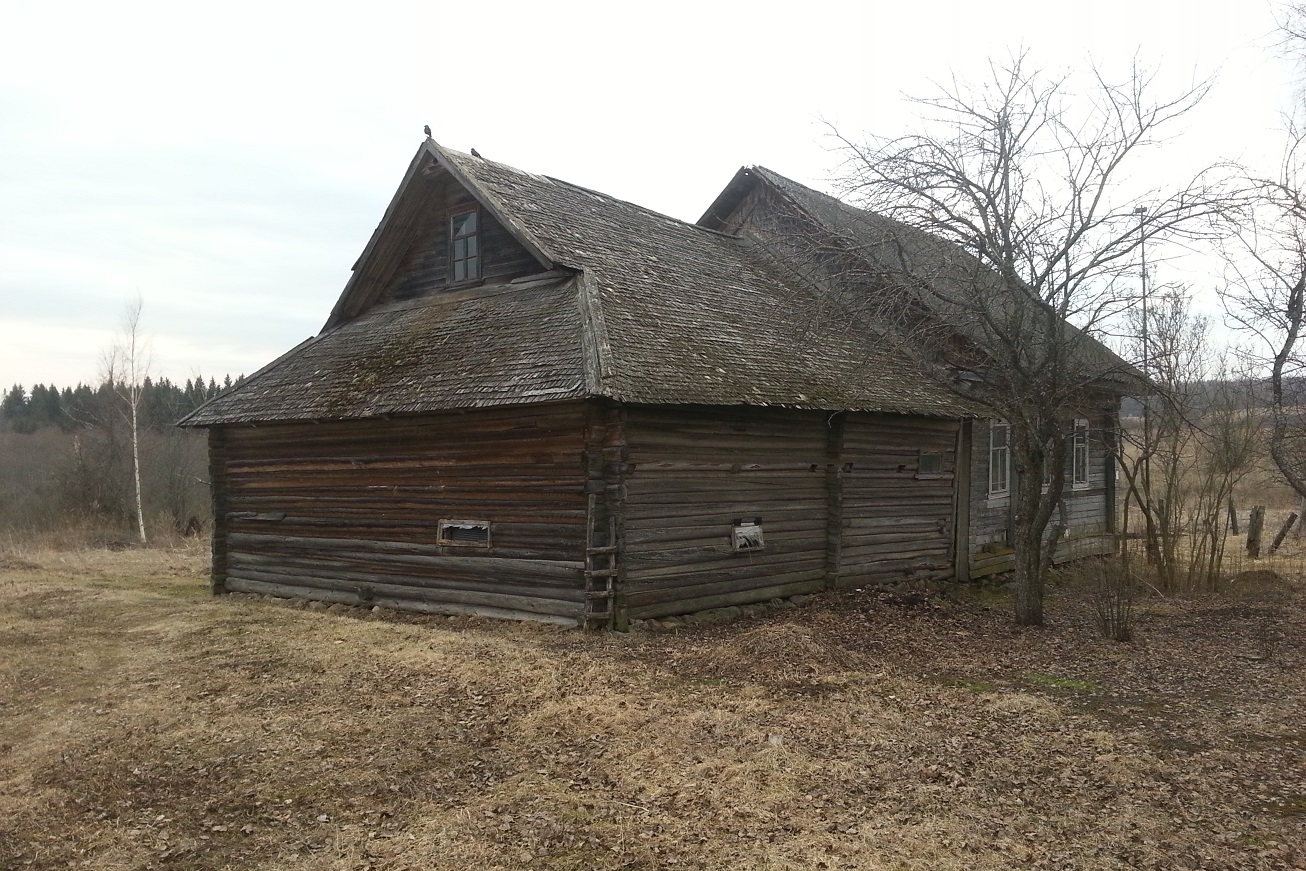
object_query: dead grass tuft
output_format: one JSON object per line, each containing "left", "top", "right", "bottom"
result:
{"left": 674, "top": 619, "right": 870, "bottom": 684}
{"left": 1226, "top": 568, "right": 1296, "bottom": 598}
{"left": 983, "top": 691, "right": 1064, "bottom": 720}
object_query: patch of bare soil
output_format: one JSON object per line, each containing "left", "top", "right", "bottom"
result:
{"left": 0, "top": 551, "right": 1303, "bottom": 870}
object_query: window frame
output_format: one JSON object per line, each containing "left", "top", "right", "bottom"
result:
{"left": 449, "top": 208, "right": 481, "bottom": 283}
{"left": 988, "top": 420, "right": 1010, "bottom": 499}
{"left": 1041, "top": 440, "right": 1053, "bottom": 491}
{"left": 437, "top": 519, "right": 492, "bottom": 548}
{"left": 1072, "top": 418, "right": 1090, "bottom": 488}
{"left": 916, "top": 449, "right": 946, "bottom": 479}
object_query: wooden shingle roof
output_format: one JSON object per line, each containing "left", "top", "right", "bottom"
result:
{"left": 181, "top": 143, "right": 976, "bottom": 426}
{"left": 703, "top": 166, "right": 1138, "bottom": 388}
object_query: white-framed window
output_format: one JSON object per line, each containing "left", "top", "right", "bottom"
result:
{"left": 1072, "top": 418, "right": 1090, "bottom": 487}
{"left": 988, "top": 420, "right": 1010, "bottom": 497}
{"left": 1041, "top": 439, "right": 1053, "bottom": 490}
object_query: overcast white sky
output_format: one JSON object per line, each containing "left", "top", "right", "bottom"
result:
{"left": 0, "top": 0, "right": 1296, "bottom": 389}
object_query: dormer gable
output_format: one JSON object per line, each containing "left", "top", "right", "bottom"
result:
{"left": 323, "top": 141, "right": 558, "bottom": 330}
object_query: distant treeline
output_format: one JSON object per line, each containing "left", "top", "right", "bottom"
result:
{"left": 1117, "top": 376, "right": 1304, "bottom": 419}
{"left": 0, "top": 374, "right": 247, "bottom": 541}
{"left": 0, "top": 375, "right": 244, "bottom": 434}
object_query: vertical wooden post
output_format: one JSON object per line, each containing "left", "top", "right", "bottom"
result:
{"left": 1246, "top": 505, "right": 1266, "bottom": 559}
{"left": 1104, "top": 407, "right": 1118, "bottom": 536}
{"left": 953, "top": 419, "right": 973, "bottom": 582}
{"left": 1269, "top": 512, "right": 1299, "bottom": 555}
{"left": 208, "top": 427, "right": 229, "bottom": 595}
{"left": 582, "top": 400, "right": 628, "bottom": 630}
{"left": 823, "top": 412, "right": 846, "bottom": 590}
{"left": 1227, "top": 498, "right": 1240, "bottom": 535}
{"left": 607, "top": 404, "right": 629, "bottom": 631}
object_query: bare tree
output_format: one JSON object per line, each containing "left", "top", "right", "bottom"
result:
{"left": 1116, "top": 291, "right": 1260, "bottom": 591}
{"left": 1116, "top": 289, "right": 1208, "bottom": 588}
{"left": 1219, "top": 128, "right": 1306, "bottom": 504}
{"left": 1277, "top": 2, "right": 1306, "bottom": 107}
{"left": 102, "top": 297, "right": 150, "bottom": 544}
{"left": 1185, "top": 362, "right": 1262, "bottom": 585}
{"left": 832, "top": 54, "right": 1223, "bottom": 624}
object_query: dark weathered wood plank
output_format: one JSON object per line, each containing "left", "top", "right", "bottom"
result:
{"left": 226, "top": 577, "right": 580, "bottom": 623}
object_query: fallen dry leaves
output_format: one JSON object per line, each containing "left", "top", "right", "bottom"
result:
{"left": 0, "top": 544, "right": 1302, "bottom": 869}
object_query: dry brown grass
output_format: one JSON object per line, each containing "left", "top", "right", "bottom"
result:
{"left": 1, "top": 545, "right": 1304, "bottom": 870}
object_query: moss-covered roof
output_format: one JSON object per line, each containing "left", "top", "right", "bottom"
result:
{"left": 181, "top": 143, "right": 977, "bottom": 426}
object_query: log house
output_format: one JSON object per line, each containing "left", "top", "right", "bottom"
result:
{"left": 182, "top": 140, "right": 1124, "bottom": 627}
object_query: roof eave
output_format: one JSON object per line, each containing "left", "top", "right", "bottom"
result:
{"left": 322, "top": 142, "right": 435, "bottom": 331}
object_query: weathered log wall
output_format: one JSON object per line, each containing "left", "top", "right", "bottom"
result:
{"left": 211, "top": 403, "right": 590, "bottom": 622}
{"left": 621, "top": 406, "right": 829, "bottom": 619}
{"left": 619, "top": 406, "right": 964, "bottom": 619}
{"left": 207, "top": 399, "right": 1118, "bottom": 625}
{"left": 839, "top": 415, "right": 959, "bottom": 583}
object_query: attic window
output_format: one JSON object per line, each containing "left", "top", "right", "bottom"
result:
{"left": 438, "top": 520, "right": 491, "bottom": 547}
{"left": 450, "top": 209, "right": 480, "bottom": 282}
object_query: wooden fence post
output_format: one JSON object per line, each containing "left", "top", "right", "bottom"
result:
{"left": 1246, "top": 505, "right": 1266, "bottom": 559}
{"left": 1269, "top": 512, "right": 1299, "bottom": 556}
{"left": 1228, "top": 498, "right": 1240, "bottom": 536}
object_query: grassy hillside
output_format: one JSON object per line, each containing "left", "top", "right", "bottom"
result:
{"left": 0, "top": 544, "right": 1302, "bottom": 870}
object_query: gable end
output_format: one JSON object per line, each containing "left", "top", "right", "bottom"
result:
{"left": 324, "top": 142, "right": 561, "bottom": 331}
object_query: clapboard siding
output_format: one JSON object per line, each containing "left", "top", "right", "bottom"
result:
{"left": 967, "top": 409, "right": 1115, "bottom": 577}
{"left": 839, "top": 414, "right": 959, "bottom": 583}
{"left": 621, "top": 406, "right": 829, "bottom": 618}
{"left": 212, "top": 402, "right": 589, "bottom": 621}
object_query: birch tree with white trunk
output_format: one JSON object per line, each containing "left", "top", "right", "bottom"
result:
{"left": 103, "top": 297, "right": 150, "bottom": 544}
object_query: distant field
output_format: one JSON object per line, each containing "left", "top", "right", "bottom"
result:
{"left": 0, "top": 544, "right": 1303, "bottom": 870}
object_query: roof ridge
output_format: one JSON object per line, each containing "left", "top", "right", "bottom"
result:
{"left": 754, "top": 164, "right": 959, "bottom": 244}
{"left": 438, "top": 161, "right": 735, "bottom": 241}
{"left": 751, "top": 165, "right": 874, "bottom": 224}
{"left": 439, "top": 145, "right": 556, "bottom": 185}
{"left": 750, "top": 165, "right": 833, "bottom": 197}
{"left": 543, "top": 173, "right": 748, "bottom": 239}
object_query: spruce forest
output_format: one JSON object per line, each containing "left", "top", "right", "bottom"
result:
{"left": 0, "top": 375, "right": 242, "bottom": 544}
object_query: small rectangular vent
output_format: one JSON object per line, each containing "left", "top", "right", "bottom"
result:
{"left": 731, "top": 518, "right": 764, "bottom": 552}
{"left": 438, "top": 520, "right": 491, "bottom": 547}
{"left": 916, "top": 450, "right": 945, "bottom": 478}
